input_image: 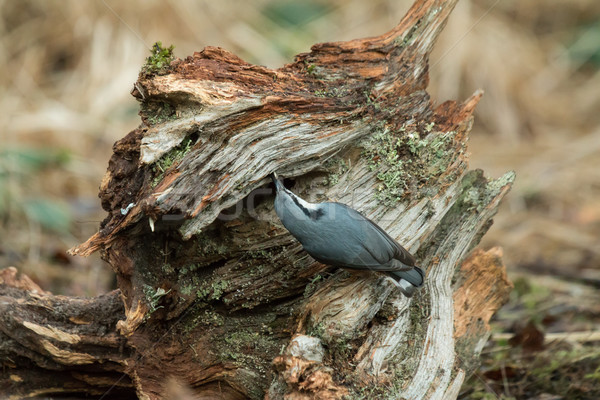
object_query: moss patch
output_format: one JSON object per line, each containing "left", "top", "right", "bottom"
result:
{"left": 142, "top": 41, "right": 175, "bottom": 75}
{"left": 314, "top": 86, "right": 350, "bottom": 98}
{"left": 151, "top": 136, "right": 194, "bottom": 187}
{"left": 463, "top": 344, "right": 600, "bottom": 400}
{"left": 213, "top": 314, "right": 281, "bottom": 376}
{"left": 141, "top": 100, "right": 178, "bottom": 126}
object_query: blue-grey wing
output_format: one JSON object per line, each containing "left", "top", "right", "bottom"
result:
{"left": 357, "top": 210, "right": 416, "bottom": 267}
{"left": 303, "top": 203, "right": 415, "bottom": 271}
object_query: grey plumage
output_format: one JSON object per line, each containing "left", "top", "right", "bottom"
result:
{"left": 271, "top": 173, "right": 425, "bottom": 296}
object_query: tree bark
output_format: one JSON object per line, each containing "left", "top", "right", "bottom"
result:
{"left": 1, "top": 0, "right": 514, "bottom": 399}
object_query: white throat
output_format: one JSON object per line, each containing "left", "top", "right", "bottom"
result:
{"left": 288, "top": 190, "right": 320, "bottom": 211}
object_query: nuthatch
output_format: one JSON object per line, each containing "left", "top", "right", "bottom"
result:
{"left": 272, "top": 173, "right": 424, "bottom": 296}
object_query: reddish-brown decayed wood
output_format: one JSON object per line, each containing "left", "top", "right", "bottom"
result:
{"left": 453, "top": 247, "right": 513, "bottom": 339}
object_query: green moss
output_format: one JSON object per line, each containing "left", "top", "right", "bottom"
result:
{"left": 363, "top": 89, "right": 382, "bottom": 111}
{"left": 346, "top": 381, "right": 405, "bottom": 400}
{"left": 463, "top": 187, "right": 482, "bottom": 212}
{"left": 142, "top": 100, "right": 177, "bottom": 126}
{"left": 142, "top": 41, "right": 175, "bottom": 75}
{"left": 200, "top": 309, "right": 225, "bottom": 327}
{"left": 391, "top": 295, "right": 429, "bottom": 370}
{"left": 176, "top": 262, "right": 206, "bottom": 299}
{"left": 344, "top": 298, "right": 430, "bottom": 399}
{"left": 483, "top": 171, "right": 516, "bottom": 204}
{"left": 179, "top": 262, "right": 202, "bottom": 276}
{"left": 214, "top": 324, "right": 281, "bottom": 378}
{"left": 247, "top": 249, "right": 274, "bottom": 259}
{"left": 151, "top": 136, "right": 194, "bottom": 187}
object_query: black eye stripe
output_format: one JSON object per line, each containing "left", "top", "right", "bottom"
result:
{"left": 290, "top": 195, "right": 324, "bottom": 220}
{"left": 291, "top": 196, "right": 309, "bottom": 217}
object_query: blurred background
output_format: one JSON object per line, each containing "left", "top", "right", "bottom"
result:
{"left": 1, "top": 0, "right": 599, "bottom": 398}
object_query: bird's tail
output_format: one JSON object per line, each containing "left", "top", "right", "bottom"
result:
{"left": 387, "top": 266, "right": 425, "bottom": 297}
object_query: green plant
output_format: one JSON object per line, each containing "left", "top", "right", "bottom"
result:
{"left": 142, "top": 42, "right": 175, "bottom": 75}
{"left": 151, "top": 136, "right": 194, "bottom": 187}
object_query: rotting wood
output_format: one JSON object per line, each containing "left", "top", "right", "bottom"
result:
{"left": 1, "top": 0, "right": 514, "bottom": 399}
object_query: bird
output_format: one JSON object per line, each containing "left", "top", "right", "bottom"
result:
{"left": 271, "top": 172, "right": 425, "bottom": 296}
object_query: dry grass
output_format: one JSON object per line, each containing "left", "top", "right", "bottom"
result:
{"left": 1, "top": 0, "right": 599, "bottom": 398}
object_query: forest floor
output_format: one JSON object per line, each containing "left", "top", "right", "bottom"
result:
{"left": 1, "top": 1, "right": 599, "bottom": 399}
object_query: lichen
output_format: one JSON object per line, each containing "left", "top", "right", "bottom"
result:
{"left": 142, "top": 285, "right": 171, "bottom": 314}
{"left": 347, "top": 381, "right": 404, "bottom": 400}
{"left": 213, "top": 319, "right": 281, "bottom": 379}
{"left": 182, "top": 307, "right": 225, "bottom": 333}
{"left": 196, "top": 231, "right": 229, "bottom": 256}
{"left": 390, "top": 294, "right": 430, "bottom": 375}
{"left": 314, "top": 87, "right": 350, "bottom": 98}
{"left": 161, "top": 263, "right": 174, "bottom": 275}
{"left": 460, "top": 170, "right": 515, "bottom": 214}
{"left": 324, "top": 157, "right": 348, "bottom": 186}
{"left": 306, "top": 322, "right": 327, "bottom": 341}
{"left": 345, "top": 295, "right": 431, "bottom": 399}
{"left": 178, "top": 265, "right": 203, "bottom": 297}
{"left": 196, "top": 279, "right": 229, "bottom": 302}
{"left": 246, "top": 249, "right": 274, "bottom": 259}
{"left": 141, "top": 100, "right": 178, "bottom": 126}
{"left": 361, "top": 122, "right": 462, "bottom": 204}
{"left": 303, "top": 274, "right": 323, "bottom": 298}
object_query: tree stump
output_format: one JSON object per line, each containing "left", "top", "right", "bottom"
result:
{"left": 1, "top": 0, "right": 514, "bottom": 399}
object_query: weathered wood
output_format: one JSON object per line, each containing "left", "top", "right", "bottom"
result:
{"left": 0, "top": 267, "right": 131, "bottom": 399}
{"left": 1, "top": 0, "right": 514, "bottom": 399}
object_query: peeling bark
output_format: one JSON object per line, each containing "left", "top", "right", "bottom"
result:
{"left": 1, "top": 0, "right": 514, "bottom": 399}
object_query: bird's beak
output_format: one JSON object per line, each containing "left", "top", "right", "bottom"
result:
{"left": 271, "top": 172, "right": 282, "bottom": 191}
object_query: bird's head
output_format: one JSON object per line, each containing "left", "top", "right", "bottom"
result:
{"left": 271, "top": 173, "right": 324, "bottom": 226}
